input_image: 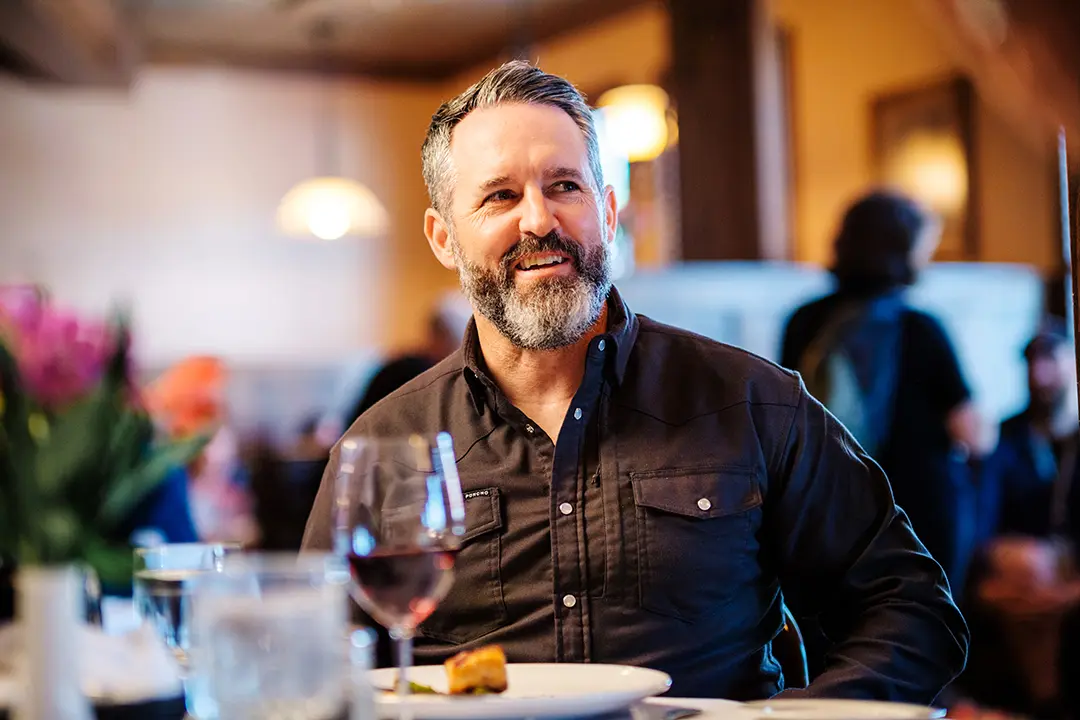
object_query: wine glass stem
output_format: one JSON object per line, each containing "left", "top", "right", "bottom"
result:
{"left": 391, "top": 626, "right": 414, "bottom": 695}
{"left": 389, "top": 626, "right": 415, "bottom": 720}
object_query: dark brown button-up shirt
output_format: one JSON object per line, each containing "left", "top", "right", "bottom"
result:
{"left": 302, "top": 288, "right": 968, "bottom": 701}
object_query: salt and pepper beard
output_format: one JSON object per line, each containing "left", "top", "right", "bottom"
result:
{"left": 449, "top": 229, "right": 613, "bottom": 351}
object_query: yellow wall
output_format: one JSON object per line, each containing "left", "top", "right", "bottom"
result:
{"left": 774, "top": 0, "right": 1058, "bottom": 270}
{"left": 453, "top": 0, "right": 1060, "bottom": 272}
{"left": 449, "top": 4, "right": 670, "bottom": 100}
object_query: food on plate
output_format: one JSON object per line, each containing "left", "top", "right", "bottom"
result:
{"left": 443, "top": 645, "right": 508, "bottom": 695}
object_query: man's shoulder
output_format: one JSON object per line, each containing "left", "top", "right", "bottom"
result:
{"left": 632, "top": 314, "right": 803, "bottom": 409}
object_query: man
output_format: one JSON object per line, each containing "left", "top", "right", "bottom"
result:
{"left": 979, "top": 323, "right": 1080, "bottom": 543}
{"left": 303, "top": 61, "right": 968, "bottom": 701}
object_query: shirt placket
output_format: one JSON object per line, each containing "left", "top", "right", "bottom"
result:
{"left": 550, "top": 338, "right": 609, "bottom": 662}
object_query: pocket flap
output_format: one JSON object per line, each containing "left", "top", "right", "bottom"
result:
{"left": 630, "top": 467, "right": 761, "bottom": 519}
{"left": 461, "top": 487, "right": 503, "bottom": 543}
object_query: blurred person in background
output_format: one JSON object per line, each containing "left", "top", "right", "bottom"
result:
{"left": 781, "top": 190, "right": 992, "bottom": 597}
{"left": 145, "top": 355, "right": 258, "bottom": 546}
{"left": 247, "top": 294, "right": 474, "bottom": 550}
{"left": 961, "top": 536, "right": 1079, "bottom": 717}
{"left": 978, "top": 322, "right": 1080, "bottom": 544}
{"left": 341, "top": 291, "right": 472, "bottom": 427}
{"left": 958, "top": 325, "right": 1080, "bottom": 717}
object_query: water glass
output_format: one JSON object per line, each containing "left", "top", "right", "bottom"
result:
{"left": 132, "top": 542, "right": 238, "bottom": 668}
{"left": 187, "top": 552, "right": 351, "bottom": 720}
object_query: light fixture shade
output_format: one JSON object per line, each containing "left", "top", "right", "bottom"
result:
{"left": 597, "top": 84, "right": 672, "bottom": 163}
{"left": 276, "top": 176, "right": 389, "bottom": 241}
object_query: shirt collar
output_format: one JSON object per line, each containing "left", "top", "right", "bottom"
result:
{"left": 460, "top": 286, "right": 639, "bottom": 414}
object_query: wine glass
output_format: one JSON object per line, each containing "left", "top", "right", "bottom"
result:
{"left": 333, "top": 432, "right": 465, "bottom": 699}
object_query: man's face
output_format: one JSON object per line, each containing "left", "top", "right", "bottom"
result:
{"left": 1028, "top": 346, "right": 1070, "bottom": 413}
{"left": 427, "top": 103, "right": 617, "bottom": 350}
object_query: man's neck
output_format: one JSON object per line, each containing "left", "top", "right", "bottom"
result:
{"left": 474, "top": 305, "right": 609, "bottom": 441}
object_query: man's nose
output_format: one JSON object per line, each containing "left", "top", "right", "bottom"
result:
{"left": 518, "top": 185, "right": 558, "bottom": 238}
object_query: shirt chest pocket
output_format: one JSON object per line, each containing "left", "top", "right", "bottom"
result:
{"left": 630, "top": 467, "right": 762, "bottom": 623}
{"left": 417, "top": 487, "right": 509, "bottom": 644}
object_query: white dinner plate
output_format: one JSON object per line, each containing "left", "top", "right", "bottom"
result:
{"left": 742, "top": 699, "right": 946, "bottom": 720}
{"left": 369, "top": 663, "right": 672, "bottom": 719}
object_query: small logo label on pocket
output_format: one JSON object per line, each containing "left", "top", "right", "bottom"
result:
{"left": 464, "top": 489, "right": 492, "bottom": 500}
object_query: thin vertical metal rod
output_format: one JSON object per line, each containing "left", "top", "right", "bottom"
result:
{"left": 1062, "top": 129, "right": 1074, "bottom": 332}
{"left": 1062, "top": 129, "right": 1080, "bottom": 419}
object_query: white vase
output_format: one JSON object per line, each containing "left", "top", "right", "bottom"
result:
{"left": 16, "top": 566, "right": 93, "bottom": 720}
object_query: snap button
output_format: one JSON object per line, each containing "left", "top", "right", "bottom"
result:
{"left": 559, "top": 502, "right": 573, "bottom": 515}
{"left": 697, "top": 498, "right": 712, "bottom": 511}
{"left": 562, "top": 594, "right": 577, "bottom": 608}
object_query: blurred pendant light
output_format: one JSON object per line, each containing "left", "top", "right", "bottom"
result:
{"left": 276, "top": 21, "right": 388, "bottom": 242}
{"left": 596, "top": 84, "right": 676, "bottom": 163}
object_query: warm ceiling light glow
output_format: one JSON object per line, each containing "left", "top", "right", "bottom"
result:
{"left": 885, "top": 132, "right": 968, "bottom": 215}
{"left": 276, "top": 177, "right": 389, "bottom": 242}
{"left": 597, "top": 84, "right": 672, "bottom": 163}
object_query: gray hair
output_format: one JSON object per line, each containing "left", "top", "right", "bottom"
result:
{"left": 421, "top": 60, "right": 605, "bottom": 220}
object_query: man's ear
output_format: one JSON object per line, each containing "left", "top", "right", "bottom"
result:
{"left": 602, "top": 184, "right": 619, "bottom": 244}
{"left": 424, "top": 208, "right": 456, "bottom": 270}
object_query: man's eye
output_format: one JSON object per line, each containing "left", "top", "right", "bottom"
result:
{"left": 552, "top": 181, "right": 581, "bottom": 193}
{"left": 484, "top": 190, "right": 516, "bottom": 204}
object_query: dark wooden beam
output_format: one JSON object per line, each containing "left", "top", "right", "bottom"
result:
{"left": 669, "top": 0, "right": 789, "bottom": 260}
{"left": 0, "top": 0, "right": 139, "bottom": 86}
{"left": 144, "top": 0, "right": 656, "bottom": 84}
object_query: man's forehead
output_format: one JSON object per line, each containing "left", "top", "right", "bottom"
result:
{"left": 449, "top": 103, "right": 589, "bottom": 182}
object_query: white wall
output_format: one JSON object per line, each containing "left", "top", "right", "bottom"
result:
{"left": 618, "top": 261, "right": 1044, "bottom": 424}
{"left": 0, "top": 67, "right": 447, "bottom": 368}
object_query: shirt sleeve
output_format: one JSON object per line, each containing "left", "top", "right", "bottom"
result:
{"left": 767, "top": 379, "right": 970, "bottom": 702}
{"left": 301, "top": 443, "right": 339, "bottom": 551}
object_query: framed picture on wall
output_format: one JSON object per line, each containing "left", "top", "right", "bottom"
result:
{"left": 871, "top": 76, "right": 978, "bottom": 261}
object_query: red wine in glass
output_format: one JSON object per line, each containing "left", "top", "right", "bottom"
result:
{"left": 346, "top": 548, "right": 457, "bottom": 630}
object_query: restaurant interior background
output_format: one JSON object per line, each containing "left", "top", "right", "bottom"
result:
{"left": 2, "top": 0, "right": 1080, "bottom": 714}
{"left": 1, "top": 0, "right": 1077, "bottom": 443}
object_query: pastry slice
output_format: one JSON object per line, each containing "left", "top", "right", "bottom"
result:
{"left": 443, "top": 644, "right": 508, "bottom": 695}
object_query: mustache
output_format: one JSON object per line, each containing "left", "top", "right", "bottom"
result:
{"left": 501, "top": 232, "right": 583, "bottom": 269}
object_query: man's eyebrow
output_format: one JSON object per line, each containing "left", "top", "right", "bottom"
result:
{"left": 544, "top": 167, "right": 587, "bottom": 183}
{"left": 478, "top": 175, "right": 513, "bottom": 194}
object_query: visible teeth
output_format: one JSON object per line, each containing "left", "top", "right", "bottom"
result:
{"left": 520, "top": 254, "right": 565, "bottom": 270}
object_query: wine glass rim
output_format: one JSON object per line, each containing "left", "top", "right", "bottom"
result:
{"left": 134, "top": 541, "right": 241, "bottom": 555}
{"left": 338, "top": 431, "right": 455, "bottom": 451}
{"left": 216, "top": 551, "right": 345, "bottom": 578}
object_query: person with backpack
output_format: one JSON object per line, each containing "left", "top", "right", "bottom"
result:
{"left": 781, "top": 190, "right": 991, "bottom": 597}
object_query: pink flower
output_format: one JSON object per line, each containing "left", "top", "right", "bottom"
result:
{"left": 0, "top": 285, "right": 44, "bottom": 336}
{"left": 0, "top": 288, "right": 115, "bottom": 410}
